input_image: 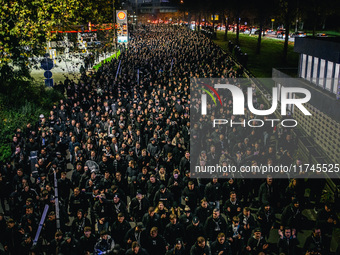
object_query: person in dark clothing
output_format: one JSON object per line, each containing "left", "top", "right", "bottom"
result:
{"left": 69, "top": 187, "right": 89, "bottom": 217}
{"left": 204, "top": 208, "right": 227, "bottom": 242}
{"left": 124, "top": 223, "right": 145, "bottom": 249}
{"left": 164, "top": 214, "right": 185, "bottom": 247}
{"left": 184, "top": 216, "right": 206, "bottom": 250}
{"left": 167, "top": 169, "right": 183, "bottom": 207}
{"left": 166, "top": 238, "right": 186, "bottom": 255}
{"left": 204, "top": 178, "right": 222, "bottom": 209}
{"left": 3, "top": 219, "right": 24, "bottom": 255}
{"left": 256, "top": 202, "right": 275, "bottom": 240}
{"left": 245, "top": 228, "right": 269, "bottom": 255}
{"left": 112, "top": 193, "right": 128, "bottom": 222}
{"left": 280, "top": 199, "right": 304, "bottom": 232}
{"left": 210, "top": 233, "right": 232, "bottom": 255}
{"left": 111, "top": 213, "right": 132, "bottom": 247}
{"left": 142, "top": 207, "right": 162, "bottom": 235}
{"left": 142, "top": 227, "right": 167, "bottom": 255}
{"left": 316, "top": 203, "right": 338, "bottom": 252}
{"left": 223, "top": 191, "right": 242, "bottom": 222}
{"left": 195, "top": 198, "right": 212, "bottom": 225}
{"left": 58, "top": 172, "right": 72, "bottom": 210}
{"left": 72, "top": 162, "right": 83, "bottom": 188}
{"left": 190, "top": 236, "right": 211, "bottom": 255}
{"left": 130, "top": 190, "right": 150, "bottom": 222}
{"left": 20, "top": 233, "right": 40, "bottom": 255}
{"left": 48, "top": 230, "right": 64, "bottom": 255}
{"left": 179, "top": 206, "right": 193, "bottom": 230}
{"left": 258, "top": 176, "right": 280, "bottom": 208}
{"left": 238, "top": 207, "right": 256, "bottom": 242}
{"left": 71, "top": 209, "right": 91, "bottom": 240}
{"left": 303, "top": 228, "right": 325, "bottom": 254}
{"left": 182, "top": 181, "right": 200, "bottom": 212}
{"left": 79, "top": 226, "right": 97, "bottom": 255}
{"left": 126, "top": 241, "right": 150, "bottom": 255}
{"left": 94, "top": 230, "right": 116, "bottom": 255}
{"left": 277, "top": 227, "right": 299, "bottom": 255}
{"left": 93, "top": 194, "right": 111, "bottom": 234}
{"left": 42, "top": 211, "right": 57, "bottom": 244}
{"left": 60, "top": 232, "right": 79, "bottom": 255}
{"left": 154, "top": 184, "right": 173, "bottom": 209}
{"left": 226, "top": 216, "right": 245, "bottom": 255}
{"left": 146, "top": 175, "right": 160, "bottom": 203}
{"left": 179, "top": 152, "right": 190, "bottom": 173}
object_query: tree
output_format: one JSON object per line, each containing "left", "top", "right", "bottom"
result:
{"left": 0, "top": 0, "right": 82, "bottom": 85}
{"left": 280, "top": 0, "right": 296, "bottom": 63}
{"left": 255, "top": 0, "right": 276, "bottom": 54}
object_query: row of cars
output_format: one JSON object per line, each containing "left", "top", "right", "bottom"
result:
{"left": 276, "top": 29, "right": 328, "bottom": 39}
{"left": 240, "top": 27, "right": 304, "bottom": 38}
{"left": 198, "top": 24, "right": 328, "bottom": 39}
{"left": 240, "top": 27, "right": 327, "bottom": 39}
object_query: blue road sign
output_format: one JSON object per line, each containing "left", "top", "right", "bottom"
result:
{"left": 45, "top": 79, "right": 54, "bottom": 87}
{"left": 44, "top": 71, "right": 53, "bottom": 79}
{"left": 41, "top": 58, "right": 54, "bottom": 70}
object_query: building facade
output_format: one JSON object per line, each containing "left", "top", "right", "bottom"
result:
{"left": 273, "top": 37, "right": 340, "bottom": 164}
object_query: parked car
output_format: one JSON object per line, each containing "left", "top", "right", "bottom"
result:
{"left": 317, "top": 33, "right": 328, "bottom": 37}
{"left": 275, "top": 29, "right": 285, "bottom": 35}
{"left": 277, "top": 31, "right": 290, "bottom": 39}
{"left": 292, "top": 31, "right": 306, "bottom": 37}
{"left": 254, "top": 29, "right": 266, "bottom": 35}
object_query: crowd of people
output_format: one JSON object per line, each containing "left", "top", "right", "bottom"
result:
{"left": 0, "top": 24, "right": 339, "bottom": 255}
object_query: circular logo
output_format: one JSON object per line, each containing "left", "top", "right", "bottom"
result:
{"left": 117, "top": 11, "right": 126, "bottom": 20}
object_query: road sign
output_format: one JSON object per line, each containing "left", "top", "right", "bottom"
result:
{"left": 41, "top": 58, "right": 54, "bottom": 70}
{"left": 45, "top": 79, "right": 54, "bottom": 87}
{"left": 44, "top": 71, "right": 53, "bottom": 79}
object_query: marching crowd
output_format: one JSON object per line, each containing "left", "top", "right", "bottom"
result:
{"left": 0, "top": 25, "right": 338, "bottom": 255}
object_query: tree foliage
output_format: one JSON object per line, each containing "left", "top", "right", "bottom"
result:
{"left": 0, "top": 0, "right": 82, "bottom": 68}
{"left": 0, "top": 0, "right": 82, "bottom": 110}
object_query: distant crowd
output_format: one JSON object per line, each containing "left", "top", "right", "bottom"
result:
{"left": 0, "top": 24, "right": 338, "bottom": 255}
